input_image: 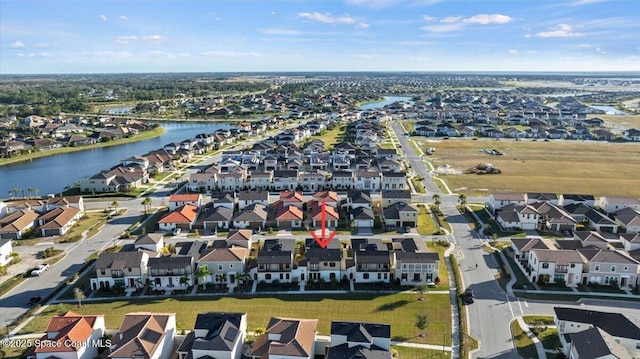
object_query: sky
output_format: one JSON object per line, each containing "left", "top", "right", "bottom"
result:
{"left": 1, "top": 0, "right": 639, "bottom": 74}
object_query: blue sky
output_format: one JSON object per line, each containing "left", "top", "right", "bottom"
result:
{"left": 1, "top": 0, "right": 639, "bottom": 74}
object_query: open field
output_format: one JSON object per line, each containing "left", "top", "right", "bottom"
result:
{"left": 591, "top": 114, "right": 640, "bottom": 132}
{"left": 416, "top": 138, "right": 640, "bottom": 197}
{"left": 393, "top": 345, "right": 450, "bottom": 358}
{"left": 24, "top": 293, "right": 451, "bottom": 345}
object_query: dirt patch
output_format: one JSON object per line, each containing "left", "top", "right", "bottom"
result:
{"left": 435, "top": 165, "right": 463, "bottom": 175}
{"left": 0, "top": 247, "right": 41, "bottom": 284}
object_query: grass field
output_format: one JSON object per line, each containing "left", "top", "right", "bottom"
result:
{"left": 417, "top": 138, "right": 640, "bottom": 197}
{"left": 510, "top": 320, "right": 537, "bottom": 358}
{"left": 56, "top": 212, "right": 108, "bottom": 243}
{"left": 417, "top": 204, "right": 440, "bottom": 235}
{"left": 592, "top": 114, "right": 640, "bottom": 131}
{"left": 393, "top": 345, "right": 451, "bottom": 358}
{"left": 26, "top": 293, "right": 452, "bottom": 345}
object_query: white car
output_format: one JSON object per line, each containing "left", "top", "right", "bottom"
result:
{"left": 31, "top": 264, "right": 49, "bottom": 276}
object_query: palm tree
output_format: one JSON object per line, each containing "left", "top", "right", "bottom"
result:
{"left": 458, "top": 194, "right": 467, "bottom": 208}
{"left": 432, "top": 194, "right": 441, "bottom": 211}
{"left": 197, "top": 265, "right": 211, "bottom": 290}
{"left": 26, "top": 187, "right": 32, "bottom": 199}
{"left": 415, "top": 313, "right": 429, "bottom": 338}
{"left": 111, "top": 200, "right": 119, "bottom": 213}
{"left": 141, "top": 197, "right": 152, "bottom": 214}
{"left": 7, "top": 190, "right": 12, "bottom": 200}
{"left": 20, "top": 189, "right": 25, "bottom": 199}
{"left": 33, "top": 188, "right": 39, "bottom": 198}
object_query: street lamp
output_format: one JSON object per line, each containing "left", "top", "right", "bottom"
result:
{"left": 442, "top": 329, "right": 446, "bottom": 353}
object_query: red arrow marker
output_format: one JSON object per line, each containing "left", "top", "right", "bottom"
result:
{"left": 310, "top": 200, "right": 337, "bottom": 248}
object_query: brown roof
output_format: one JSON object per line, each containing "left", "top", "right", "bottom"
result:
{"left": 249, "top": 317, "right": 318, "bottom": 358}
{"left": 168, "top": 193, "right": 201, "bottom": 202}
{"left": 276, "top": 204, "right": 304, "bottom": 221}
{"left": 226, "top": 229, "right": 252, "bottom": 245}
{"left": 532, "top": 249, "right": 584, "bottom": 265}
{"left": 36, "top": 311, "right": 100, "bottom": 353}
{"left": 39, "top": 207, "right": 81, "bottom": 229}
{"left": 158, "top": 204, "right": 198, "bottom": 224}
{"left": 280, "top": 191, "right": 304, "bottom": 203}
{"left": 0, "top": 209, "right": 39, "bottom": 233}
{"left": 313, "top": 191, "right": 338, "bottom": 202}
{"left": 198, "top": 247, "right": 248, "bottom": 262}
{"left": 310, "top": 202, "right": 339, "bottom": 220}
{"left": 110, "top": 313, "right": 174, "bottom": 359}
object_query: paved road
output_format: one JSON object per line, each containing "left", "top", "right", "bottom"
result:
{"left": 390, "top": 124, "right": 640, "bottom": 359}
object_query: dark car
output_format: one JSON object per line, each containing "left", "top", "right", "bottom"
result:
{"left": 27, "top": 296, "right": 42, "bottom": 306}
{"left": 463, "top": 289, "right": 474, "bottom": 304}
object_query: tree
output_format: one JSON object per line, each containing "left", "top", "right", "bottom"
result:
{"left": 33, "top": 188, "right": 39, "bottom": 198}
{"left": 111, "top": 200, "right": 119, "bottom": 213}
{"left": 432, "top": 194, "right": 441, "bottom": 212}
{"left": 458, "top": 194, "right": 467, "bottom": 208}
{"left": 415, "top": 313, "right": 429, "bottom": 338}
{"left": 27, "top": 187, "right": 32, "bottom": 199}
{"left": 141, "top": 197, "right": 152, "bottom": 214}
{"left": 74, "top": 287, "right": 86, "bottom": 308}
{"left": 198, "top": 265, "right": 211, "bottom": 290}
{"left": 415, "top": 283, "right": 428, "bottom": 301}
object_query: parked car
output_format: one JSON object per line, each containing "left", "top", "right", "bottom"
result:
{"left": 27, "top": 296, "right": 42, "bottom": 306}
{"left": 31, "top": 264, "right": 49, "bottom": 276}
{"left": 173, "top": 228, "right": 182, "bottom": 235}
{"left": 463, "top": 288, "right": 474, "bottom": 304}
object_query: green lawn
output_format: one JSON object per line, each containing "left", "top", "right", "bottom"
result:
{"left": 56, "top": 212, "right": 108, "bottom": 243}
{"left": 393, "top": 345, "right": 450, "bottom": 358}
{"left": 417, "top": 205, "right": 440, "bottom": 235}
{"left": 426, "top": 242, "right": 451, "bottom": 290}
{"left": 510, "top": 320, "right": 538, "bottom": 359}
{"left": 28, "top": 293, "right": 451, "bottom": 346}
{"left": 522, "top": 315, "right": 555, "bottom": 325}
{"left": 412, "top": 177, "right": 426, "bottom": 193}
{"left": 303, "top": 125, "right": 346, "bottom": 150}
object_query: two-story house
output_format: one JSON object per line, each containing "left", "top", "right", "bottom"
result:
{"left": 254, "top": 238, "right": 295, "bottom": 283}
{"left": 392, "top": 238, "right": 439, "bottom": 285}
{"left": 168, "top": 193, "right": 202, "bottom": 211}
{"left": 198, "top": 242, "right": 248, "bottom": 288}
{"left": 247, "top": 317, "right": 318, "bottom": 359}
{"left": 350, "top": 238, "right": 391, "bottom": 283}
{"left": 91, "top": 251, "right": 149, "bottom": 291}
{"left": 577, "top": 248, "right": 640, "bottom": 288}
{"left": 109, "top": 313, "right": 176, "bottom": 359}
{"left": 326, "top": 321, "right": 391, "bottom": 359}
{"left": 26, "top": 312, "right": 105, "bottom": 359}
{"left": 148, "top": 255, "right": 196, "bottom": 290}
{"left": 527, "top": 249, "right": 584, "bottom": 286}
{"left": 382, "top": 202, "right": 418, "bottom": 228}
{"left": 238, "top": 190, "right": 270, "bottom": 209}
{"left": 301, "top": 238, "right": 342, "bottom": 283}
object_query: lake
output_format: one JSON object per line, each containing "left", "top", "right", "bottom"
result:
{"left": 0, "top": 122, "right": 233, "bottom": 197}
{"left": 359, "top": 96, "right": 414, "bottom": 110}
{"left": 589, "top": 105, "right": 627, "bottom": 115}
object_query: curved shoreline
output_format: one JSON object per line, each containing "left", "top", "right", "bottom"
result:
{"left": 0, "top": 126, "right": 166, "bottom": 167}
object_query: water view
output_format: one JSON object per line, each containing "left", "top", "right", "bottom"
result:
{"left": 0, "top": 122, "right": 232, "bottom": 196}
{"left": 589, "top": 105, "right": 627, "bottom": 115}
{"left": 359, "top": 96, "right": 414, "bottom": 110}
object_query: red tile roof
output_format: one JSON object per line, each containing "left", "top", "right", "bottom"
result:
{"left": 280, "top": 191, "right": 304, "bottom": 203}
{"left": 34, "top": 311, "right": 101, "bottom": 353}
{"left": 168, "top": 193, "right": 201, "bottom": 202}
{"left": 158, "top": 204, "right": 198, "bottom": 224}
{"left": 310, "top": 202, "right": 339, "bottom": 220}
{"left": 276, "top": 204, "right": 304, "bottom": 221}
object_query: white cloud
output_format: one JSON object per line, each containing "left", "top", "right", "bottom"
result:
{"left": 298, "top": 12, "right": 355, "bottom": 25}
{"left": 116, "top": 35, "right": 167, "bottom": 45}
{"left": 535, "top": 24, "right": 583, "bottom": 38}
{"left": 422, "top": 13, "right": 513, "bottom": 33}
{"left": 99, "top": 14, "right": 108, "bottom": 22}
{"left": 119, "top": 15, "right": 128, "bottom": 20}
{"left": 77, "top": 51, "right": 133, "bottom": 58}
{"left": 464, "top": 14, "right": 513, "bottom": 25}
{"left": 357, "top": 22, "right": 370, "bottom": 29}
{"left": 345, "top": 0, "right": 441, "bottom": 9}
{"left": 422, "top": 15, "right": 436, "bottom": 22}
{"left": 10, "top": 41, "right": 26, "bottom": 48}
{"left": 508, "top": 49, "right": 518, "bottom": 55}
{"left": 17, "top": 53, "right": 24, "bottom": 57}
{"left": 441, "top": 16, "right": 462, "bottom": 24}
{"left": 570, "top": 0, "right": 611, "bottom": 5}
{"left": 262, "top": 28, "right": 303, "bottom": 35}
{"left": 271, "top": 11, "right": 276, "bottom": 15}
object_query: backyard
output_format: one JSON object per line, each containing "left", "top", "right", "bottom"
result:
{"left": 23, "top": 293, "right": 452, "bottom": 346}
{"left": 415, "top": 138, "right": 640, "bottom": 197}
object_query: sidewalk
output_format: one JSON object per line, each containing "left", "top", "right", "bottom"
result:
{"left": 514, "top": 316, "right": 546, "bottom": 359}
{"left": 444, "top": 243, "right": 461, "bottom": 359}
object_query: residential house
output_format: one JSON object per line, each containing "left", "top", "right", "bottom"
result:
{"left": 211, "top": 192, "right": 236, "bottom": 210}
{"left": 46, "top": 196, "right": 85, "bottom": 212}
{"left": 622, "top": 128, "right": 640, "bottom": 141}
{"left": 568, "top": 327, "right": 633, "bottom": 359}
{"left": 526, "top": 192, "right": 559, "bottom": 205}
{"left": 232, "top": 203, "right": 267, "bottom": 230}
{"left": 274, "top": 204, "right": 304, "bottom": 229}
{"left": 217, "top": 172, "right": 245, "bottom": 192}
{"left": 158, "top": 204, "right": 198, "bottom": 231}
{"left": 331, "top": 171, "right": 354, "bottom": 190}
{"left": 198, "top": 244, "right": 248, "bottom": 287}
{"left": 177, "top": 312, "right": 247, "bottom": 359}
{"left": 578, "top": 249, "right": 640, "bottom": 288}
{"left": 350, "top": 238, "right": 391, "bottom": 283}
{"left": 529, "top": 202, "right": 577, "bottom": 233}
{"left": 573, "top": 231, "right": 615, "bottom": 249}
{"left": 168, "top": 193, "right": 202, "bottom": 211}
{"left": 381, "top": 171, "right": 406, "bottom": 190}
{"left": 342, "top": 190, "right": 373, "bottom": 211}
{"left": 381, "top": 190, "right": 412, "bottom": 207}
{"left": 148, "top": 256, "right": 195, "bottom": 290}
{"left": 279, "top": 191, "right": 304, "bottom": 209}
{"left": 354, "top": 170, "right": 382, "bottom": 191}
{"left": 226, "top": 229, "right": 253, "bottom": 249}
{"left": 559, "top": 194, "right": 596, "bottom": 208}
{"left": 312, "top": 191, "right": 339, "bottom": 208}
{"left": 201, "top": 205, "right": 234, "bottom": 230}
{"left": 91, "top": 251, "right": 149, "bottom": 291}
{"left": 273, "top": 170, "right": 299, "bottom": 191}
{"left": 613, "top": 207, "right": 640, "bottom": 234}
{"left": 0, "top": 237, "right": 12, "bottom": 266}
{"left": 554, "top": 307, "right": 640, "bottom": 358}
{"left": 302, "top": 238, "right": 342, "bottom": 283}
{"left": 585, "top": 209, "right": 618, "bottom": 233}
{"left": 37, "top": 206, "right": 83, "bottom": 236}
{"left": 600, "top": 197, "right": 640, "bottom": 214}
{"left": 0, "top": 209, "right": 38, "bottom": 239}
{"left": 350, "top": 207, "right": 375, "bottom": 228}
{"left": 254, "top": 238, "right": 295, "bottom": 283}
{"left": 487, "top": 193, "right": 526, "bottom": 214}
{"left": 249, "top": 171, "right": 273, "bottom": 190}
{"left": 134, "top": 233, "right": 164, "bottom": 254}
{"left": 382, "top": 202, "right": 418, "bottom": 228}
{"left": 238, "top": 190, "right": 270, "bottom": 209}
{"left": 495, "top": 204, "right": 539, "bottom": 231}
{"left": 391, "top": 238, "right": 439, "bottom": 284}
{"left": 300, "top": 171, "right": 328, "bottom": 191}
{"left": 527, "top": 249, "right": 584, "bottom": 286}
{"left": 326, "top": 321, "right": 391, "bottom": 359}
{"left": 309, "top": 201, "right": 339, "bottom": 228}
{"left": 109, "top": 313, "right": 176, "bottom": 359}
{"left": 25, "top": 312, "right": 105, "bottom": 359}
{"left": 247, "top": 317, "right": 318, "bottom": 359}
